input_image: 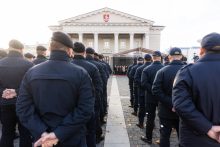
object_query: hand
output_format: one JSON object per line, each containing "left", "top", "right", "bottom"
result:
{"left": 207, "top": 126, "right": 220, "bottom": 143}
{"left": 2, "top": 89, "right": 17, "bottom": 99}
{"left": 172, "top": 107, "right": 176, "bottom": 112}
{"left": 34, "top": 132, "right": 58, "bottom": 147}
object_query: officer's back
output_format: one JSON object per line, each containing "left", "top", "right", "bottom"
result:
{"left": 33, "top": 45, "right": 48, "bottom": 65}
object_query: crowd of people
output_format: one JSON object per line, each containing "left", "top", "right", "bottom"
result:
{"left": 127, "top": 32, "right": 220, "bottom": 147}
{"left": 113, "top": 65, "right": 128, "bottom": 75}
{"left": 0, "top": 31, "right": 112, "bottom": 147}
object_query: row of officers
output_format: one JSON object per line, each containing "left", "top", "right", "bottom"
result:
{"left": 127, "top": 32, "right": 220, "bottom": 147}
{"left": 0, "top": 31, "right": 112, "bottom": 147}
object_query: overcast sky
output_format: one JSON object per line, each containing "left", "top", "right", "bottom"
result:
{"left": 0, "top": 0, "right": 219, "bottom": 51}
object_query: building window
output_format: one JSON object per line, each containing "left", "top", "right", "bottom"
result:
{"left": 135, "top": 40, "right": 141, "bottom": 48}
{"left": 120, "top": 40, "right": 126, "bottom": 49}
{"left": 88, "top": 41, "right": 93, "bottom": 47}
{"left": 104, "top": 40, "right": 110, "bottom": 49}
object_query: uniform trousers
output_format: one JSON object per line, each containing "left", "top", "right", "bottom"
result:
{"left": 138, "top": 95, "right": 145, "bottom": 125}
{"left": 133, "top": 86, "right": 139, "bottom": 113}
{"left": 145, "top": 103, "right": 157, "bottom": 140}
{"left": 0, "top": 104, "right": 32, "bottom": 147}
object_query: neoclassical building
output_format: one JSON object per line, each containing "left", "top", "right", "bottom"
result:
{"left": 49, "top": 7, "right": 164, "bottom": 65}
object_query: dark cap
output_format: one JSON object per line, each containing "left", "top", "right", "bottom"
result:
{"left": 152, "top": 51, "right": 162, "bottom": 57}
{"left": 86, "top": 47, "right": 95, "bottom": 54}
{"left": 164, "top": 56, "right": 169, "bottom": 62}
{"left": 169, "top": 47, "right": 182, "bottom": 55}
{"left": 144, "top": 54, "right": 152, "bottom": 60}
{"left": 36, "top": 45, "right": 47, "bottom": 51}
{"left": 94, "top": 52, "right": 99, "bottom": 56}
{"left": 73, "top": 42, "right": 85, "bottom": 53}
{"left": 51, "top": 31, "right": 73, "bottom": 49}
{"left": 9, "top": 39, "right": 24, "bottom": 50}
{"left": 24, "top": 53, "right": 35, "bottom": 58}
{"left": 201, "top": 32, "right": 220, "bottom": 50}
{"left": 137, "top": 57, "right": 144, "bottom": 61}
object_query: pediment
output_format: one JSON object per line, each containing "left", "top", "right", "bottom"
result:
{"left": 59, "top": 7, "right": 154, "bottom": 25}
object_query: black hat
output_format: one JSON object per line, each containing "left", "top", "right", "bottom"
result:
{"left": 144, "top": 54, "right": 152, "bottom": 60}
{"left": 137, "top": 57, "right": 144, "bottom": 61}
{"left": 36, "top": 45, "right": 47, "bottom": 51}
{"left": 152, "top": 51, "right": 162, "bottom": 57}
{"left": 73, "top": 42, "right": 85, "bottom": 53}
{"left": 201, "top": 32, "right": 220, "bottom": 50}
{"left": 164, "top": 55, "right": 169, "bottom": 61}
{"left": 51, "top": 31, "right": 73, "bottom": 49}
{"left": 94, "top": 52, "right": 99, "bottom": 56}
{"left": 24, "top": 53, "right": 35, "bottom": 58}
{"left": 169, "top": 47, "right": 182, "bottom": 55}
{"left": 86, "top": 47, "right": 95, "bottom": 54}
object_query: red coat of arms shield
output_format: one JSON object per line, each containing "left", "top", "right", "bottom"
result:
{"left": 103, "top": 14, "right": 110, "bottom": 22}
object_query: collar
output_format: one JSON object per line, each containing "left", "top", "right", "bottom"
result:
{"left": 152, "top": 61, "right": 161, "bottom": 64}
{"left": 8, "top": 51, "right": 23, "bottom": 58}
{"left": 137, "top": 63, "right": 143, "bottom": 65}
{"left": 37, "top": 55, "right": 47, "bottom": 59}
{"left": 73, "top": 55, "right": 85, "bottom": 60}
{"left": 198, "top": 53, "right": 220, "bottom": 62}
{"left": 169, "top": 60, "right": 184, "bottom": 65}
{"left": 49, "top": 50, "right": 70, "bottom": 62}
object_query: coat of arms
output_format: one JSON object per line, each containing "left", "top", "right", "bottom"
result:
{"left": 103, "top": 13, "right": 110, "bottom": 22}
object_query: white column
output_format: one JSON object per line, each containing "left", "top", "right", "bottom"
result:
{"left": 78, "top": 33, "right": 83, "bottom": 42}
{"left": 144, "top": 33, "right": 149, "bottom": 49}
{"left": 114, "top": 33, "right": 119, "bottom": 53}
{"left": 129, "top": 33, "right": 134, "bottom": 49}
{"left": 94, "top": 33, "right": 99, "bottom": 52}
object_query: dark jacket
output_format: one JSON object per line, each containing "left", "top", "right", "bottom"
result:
{"left": 72, "top": 55, "right": 103, "bottom": 110}
{"left": 0, "top": 51, "right": 33, "bottom": 105}
{"left": 172, "top": 53, "right": 220, "bottom": 147}
{"left": 33, "top": 55, "right": 47, "bottom": 65}
{"left": 16, "top": 51, "right": 94, "bottom": 146}
{"left": 134, "top": 62, "right": 152, "bottom": 96}
{"left": 129, "top": 63, "right": 143, "bottom": 86}
{"left": 141, "top": 61, "right": 164, "bottom": 104}
{"left": 127, "top": 63, "right": 136, "bottom": 85}
{"left": 152, "top": 60, "right": 184, "bottom": 119}
{"left": 102, "top": 60, "right": 112, "bottom": 75}
{"left": 86, "top": 55, "right": 107, "bottom": 85}
{"left": 95, "top": 58, "right": 109, "bottom": 79}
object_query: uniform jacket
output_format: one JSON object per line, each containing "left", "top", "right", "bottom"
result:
{"left": 16, "top": 50, "right": 95, "bottom": 146}
{"left": 172, "top": 53, "right": 220, "bottom": 147}
{"left": 127, "top": 63, "right": 136, "bottom": 85}
{"left": 129, "top": 63, "right": 143, "bottom": 87}
{"left": 141, "top": 61, "right": 164, "bottom": 104}
{"left": 72, "top": 55, "right": 103, "bottom": 110}
{"left": 0, "top": 51, "right": 33, "bottom": 105}
{"left": 102, "top": 60, "right": 112, "bottom": 75}
{"left": 152, "top": 60, "right": 184, "bottom": 119}
{"left": 33, "top": 55, "right": 47, "bottom": 65}
{"left": 86, "top": 55, "right": 107, "bottom": 85}
{"left": 95, "top": 58, "right": 109, "bottom": 79}
{"left": 134, "top": 62, "right": 151, "bottom": 96}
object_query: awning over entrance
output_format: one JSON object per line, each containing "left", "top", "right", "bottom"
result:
{"left": 113, "top": 48, "right": 167, "bottom": 57}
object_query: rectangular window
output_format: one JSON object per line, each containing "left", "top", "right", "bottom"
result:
{"left": 88, "top": 41, "right": 93, "bottom": 47}
{"left": 104, "top": 40, "right": 110, "bottom": 49}
{"left": 120, "top": 40, "right": 126, "bottom": 49}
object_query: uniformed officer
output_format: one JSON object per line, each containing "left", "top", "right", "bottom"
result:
{"left": 134, "top": 54, "right": 152, "bottom": 128}
{"left": 71, "top": 42, "right": 103, "bottom": 146}
{"left": 163, "top": 55, "right": 170, "bottom": 66}
{"left": 141, "top": 51, "right": 164, "bottom": 143}
{"left": 152, "top": 47, "right": 184, "bottom": 147}
{"left": 98, "top": 54, "right": 112, "bottom": 75}
{"left": 33, "top": 45, "right": 47, "bottom": 65}
{"left": 172, "top": 32, "right": 220, "bottom": 147}
{"left": 24, "top": 52, "right": 35, "bottom": 62}
{"left": 129, "top": 57, "right": 144, "bottom": 116}
{"left": 85, "top": 48, "right": 108, "bottom": 126}
{"left": 16, "top": 31, "right": 95, "bottom": 147}
{"left": 0, "top": 39, "right": 33, "bottom": 147}
{"left": 127, "top": 58, "right": 137, "bottom": 107}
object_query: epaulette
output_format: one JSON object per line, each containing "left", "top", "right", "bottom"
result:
{"left": 179, "top": 63, "right": 193, "bottom": 71}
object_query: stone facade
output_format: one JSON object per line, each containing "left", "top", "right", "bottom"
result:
{"left": 49, "top": 7, "right": 164, "bottom": 57}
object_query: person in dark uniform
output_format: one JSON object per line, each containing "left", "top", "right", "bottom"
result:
{"left": 141, "top": 51, "right": 164, "bottom": 144}
{"left": 0, "top": 39, "right": 33, "bottom": 147}
{"left": 163, "top": 55, "right": 170, "bottom": 66}
{"left": 99, "top": 54, "right": 112, "bottom": 75}
{"left": 16, "top": 32, "right": 95, "bottom": 147}
{"left": 181, "top": 56, "right": 188, "bottom": 65}
{"left": 152, "top": 47, "right": 184, "bottom": 147}
{"left": 134, "top": 54, "right": 152, "bottom": 129}
{"left": 24, "top": 52, "right": 35, "bottom": 62}
{"left": 172, "top": 33, "right": 220, "bottom": 147}
{"left": 86, "top": 48, "right": 108, "bottom": 125}
{"left": 129, "top": 57, "right": 144, "bottom": 116}
{"left": 33, "top": 45, "right": 47, "bottom": 65}
{"left": 127, "top": 58, "right": 137, "bottom": 107}
{"left": 71, "top": 42, "right": 103, "bottom": 146}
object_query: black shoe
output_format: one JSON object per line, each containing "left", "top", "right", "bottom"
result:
{"left": 131, "top": 112, "right": 137, "bottom": 116}
{"left": 96, "top": 135, "right": 105, "bottom": 144}
{"left": 136, "top": 123, "right": 144, "bottom": 129}
{"left": 140, "top": 136, "right": 152, "bottom": 144}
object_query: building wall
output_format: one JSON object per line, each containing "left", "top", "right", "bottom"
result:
{"left": 149, "top": 31, "right": 161, "bottom": 50}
